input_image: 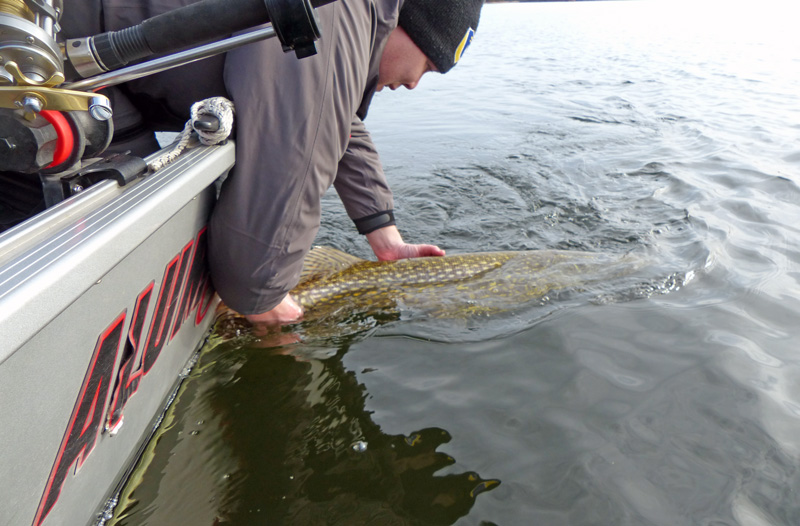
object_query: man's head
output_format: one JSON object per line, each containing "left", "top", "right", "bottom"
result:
{"left": 377, "top": 0, "right": 484, "bottom": 91}
{"left": 399, "top": 0, "right": 485, "bottom": 74}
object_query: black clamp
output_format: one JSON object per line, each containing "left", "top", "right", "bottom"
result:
{"left": 263, "top": 0, "right": 321, "bottom": 59}
{"left": 60, "top": 153, "right": 147, "bottom": 198}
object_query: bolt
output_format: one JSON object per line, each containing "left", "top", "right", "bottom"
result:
{"left": 26, "top": 36, "right": 35, "bottom": 45}
{"left": 22, "top": 95, "right": 42, "bottom": 113}
{"left": 72, "top": 184, "right": 84, "bottom": 193}
{"left": 88, "top": 96, "right": 112, "bottom": 121}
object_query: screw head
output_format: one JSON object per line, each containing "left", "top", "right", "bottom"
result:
{"left": 88, "top": 96, "right": 113, "bottom": 121}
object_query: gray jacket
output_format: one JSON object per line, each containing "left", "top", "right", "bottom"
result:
{"left": 210, "top": 0, "right": 402, "bottom": 314}
{"left": 63, "top": 0, "right": 402, "bottom": 314}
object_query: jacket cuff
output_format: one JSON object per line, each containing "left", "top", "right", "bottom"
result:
{"left": 353, "top": 210, "right": 396, "bottom": 235}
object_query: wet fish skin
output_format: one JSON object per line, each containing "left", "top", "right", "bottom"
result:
{"left": 290, "top": 246, "right": 640, "bottom": 319}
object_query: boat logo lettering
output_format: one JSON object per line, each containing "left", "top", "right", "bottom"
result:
{"left": 32, "top": 227, "right": 213, "bottom": 526}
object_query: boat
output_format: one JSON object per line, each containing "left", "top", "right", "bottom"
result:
{"left": 0, "top": 141, "right": 233, "bottom": 526}
{"left": 0, "top": 1, "right": 332, "bottom": 524}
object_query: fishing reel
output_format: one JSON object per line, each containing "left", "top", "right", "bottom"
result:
{"left": 0, "top": 0, "right": 62, "bottom": 87}
{"left": 0, "top": 0, "right": 113, "bottom": 176}
{"left": 0, "top": 0, "right": 330, "bottom": 198}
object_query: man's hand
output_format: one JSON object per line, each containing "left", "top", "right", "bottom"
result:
{"left": 366, "top": 225, "right": 445, "bottom": 261}
{"left": 245, "top": 293, "right": 303, "bottom": 325}
{"left": 244, "top": 225, "right": 440, "bottom": 326}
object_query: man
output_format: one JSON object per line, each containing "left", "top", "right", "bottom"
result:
{"left": 62, "top": 0, "right": 484, "bottom": 324}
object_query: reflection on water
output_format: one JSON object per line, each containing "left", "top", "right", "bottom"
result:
{"left": 110, "top": 1, "right": 800, "bottom": 524}
{"left": 110, "top": 336, "right": 499, "bottom": 525}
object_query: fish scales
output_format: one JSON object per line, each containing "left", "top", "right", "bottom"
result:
{"left": 215, "top": 246, "right": 643, "bottom": 327}
{"left": 292, "top": 252, "right": 515, "bottom": 310}
{"left": 289, "top": 247, "right": 642, "bottom": 318}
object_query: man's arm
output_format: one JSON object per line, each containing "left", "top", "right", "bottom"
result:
{"left": 334, "top": 118, "right": 444, "bottom": 261}
{"left": 246, "top": 124, "right": 442, "bottom": 327}
{"left": 333, "top": 117, "right": 393, "bottom": 224}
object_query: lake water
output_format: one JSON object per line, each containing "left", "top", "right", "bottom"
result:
{"left": 109, "top": 1, "right": 800, "bottom": 524}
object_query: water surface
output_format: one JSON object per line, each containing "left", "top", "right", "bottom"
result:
{"left": 110, "top": 2, "right": 800, "bottom": 524}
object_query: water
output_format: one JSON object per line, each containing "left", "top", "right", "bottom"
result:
{"left": 109, "top": 1, "right": 800, "bottom": 524}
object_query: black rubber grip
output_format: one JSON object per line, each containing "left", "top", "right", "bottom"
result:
{"left": 92, "top": 26, "right": 150, "bottom": 70}
{"left": 141, "top": 0, "right": 270, "bottom": 55}
{"left": 92, "top": 0, "right": 337, "bottom": 70}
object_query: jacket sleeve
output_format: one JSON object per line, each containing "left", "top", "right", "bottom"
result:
{"left": 334, "top": 117, "right": 397, "bottom": 234}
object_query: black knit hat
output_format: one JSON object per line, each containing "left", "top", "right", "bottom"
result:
{"left": 398, "top": 0, "right": 485, "bottom": 74}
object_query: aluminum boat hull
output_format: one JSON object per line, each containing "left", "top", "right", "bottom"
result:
{"left": 0, "top": 142, "right": 235, "bottom": 526}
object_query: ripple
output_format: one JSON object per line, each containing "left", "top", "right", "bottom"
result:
{"left": 707, "top": 330, "right": 783, "bottom": 368}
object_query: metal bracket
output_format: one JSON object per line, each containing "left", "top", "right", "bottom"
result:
{"left": 0, "top": 85, "right": 111, "bottom": 120}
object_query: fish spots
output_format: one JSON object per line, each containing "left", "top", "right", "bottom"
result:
{"left": 287, "top": 248, "right": 636, "bottom": 320}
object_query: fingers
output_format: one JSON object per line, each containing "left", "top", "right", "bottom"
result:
{"left": 412, "top": 244, "right": 446, "bottom": 258}
{"left": 365, "top": 225, "right": 445, "bottom": 260}
{"left": 386, "top": 243, "right": 446, "bottom": 260}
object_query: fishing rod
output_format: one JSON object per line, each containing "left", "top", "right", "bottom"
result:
{"left": 0, "top": 0, "right": 335, "bottom": 178}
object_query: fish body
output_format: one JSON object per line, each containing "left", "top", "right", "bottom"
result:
{"left": 290, "top": 246, "right": 640, "bottom": 319}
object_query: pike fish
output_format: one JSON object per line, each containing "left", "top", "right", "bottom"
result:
{"left": 285, "top": 246, "right": 641, "bottom": 320}
{"left": 213, "top": 246, "right": 644, "bottom": 342}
